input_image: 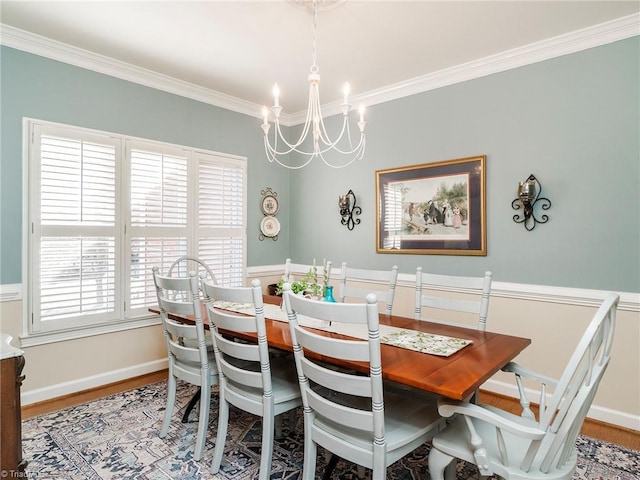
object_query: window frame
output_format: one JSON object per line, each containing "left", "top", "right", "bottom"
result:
{"left": 22, "top": 118, "right": 247, "bottom": 346}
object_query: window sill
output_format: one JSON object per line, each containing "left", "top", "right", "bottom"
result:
{"left": 20, "top": 315, "right": 161, "bottom": 348}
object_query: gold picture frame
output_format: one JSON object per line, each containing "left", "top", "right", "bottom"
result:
{"left": 375, "top": 155, "right": 486, "bottom": 256}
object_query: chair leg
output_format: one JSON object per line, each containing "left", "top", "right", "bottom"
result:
{"left": 302, "top": 417, "right": 317, "bottom": 480}
{"left": 428, "top": 447, "right": 456, "bottom": 480}
{"left": 211, "top": 394, "right": 229, "bottom": 473}
{"left": 259, "top": 409, "right": 275, "bottom": 480}
{"left": 322, "top": 453, "right": 339, "bottom": 480}
{"left": 371, "top": 443, "right": 385, "bottom": 480}
{"left": 160, "top": 373, "right": 177, "bottom": 437}
{"left": 193, "top": 384, "right": 210, "bottom": 461}
{"left": 371, "top": 466, "right": 384, "bottom": 480}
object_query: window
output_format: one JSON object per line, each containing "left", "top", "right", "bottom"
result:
{"left": 26, "top": 119, "right": 246, "bottom": 338}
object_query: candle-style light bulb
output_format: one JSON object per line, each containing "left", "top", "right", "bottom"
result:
{"left": 272, "top": 83, "right": 280, "bottom": 107}
{"left": 359, "top": 104, "right": 365, "bottom": 123}
{"left": 343, "top": 83, "right": 350, "bottom": 104}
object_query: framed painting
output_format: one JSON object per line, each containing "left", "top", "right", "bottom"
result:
{"left": 375, "top": 155, "right": 486, "bottom": 256}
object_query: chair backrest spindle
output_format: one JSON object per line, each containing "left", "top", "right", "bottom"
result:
{"left": 339, "top": 262, "right": 399, "bottom": 315}
{"left": 414, "top": 266, "right": 492, "bottom": 331}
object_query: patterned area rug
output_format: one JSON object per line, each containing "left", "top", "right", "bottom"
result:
{"left": 22, "top": 381, "right": 640, "bottom": 480}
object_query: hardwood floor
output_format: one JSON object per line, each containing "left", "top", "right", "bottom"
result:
{"left": 22, "top": 370, "right": 169, "bottom": 420}
{"left": 22, "top": 371, "right": 640, "bottom": 451}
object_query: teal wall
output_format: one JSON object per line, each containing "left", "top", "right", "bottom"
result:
{"left": 289, "top": 37, "right": 640, "bottom": 292}
{"left": 2, "top": 37, "right": 639, "bottom": 292}
{"left": 0, "top": 46, "right": 291, "bottom": 284}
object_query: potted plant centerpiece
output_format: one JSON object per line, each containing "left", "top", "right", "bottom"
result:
{"left": 275, "top": 261, "right": 328, "bottom": 300}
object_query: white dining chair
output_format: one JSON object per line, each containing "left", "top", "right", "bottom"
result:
{"left": 152, "top": 267, "right": 218, "bottom": 461}
{"left": 428, "top": 292, "right": 619, "bottom": 480}
{"left": 284, "top": 258, "right": 332, "bottom": 284}
{"left": 168, "top": 255, "right": 217, "bottom": 294}
{"left": 283, "top": 283, "right": 444, "bottom": 480}
{"left": 202, "top": 278, "right": 302, "bottom": 480}
{"left": 414, "top": 267, "right": 493, "bottom": 331}
{"left": 338, "top": 262, "right": 399, "bottom": 315}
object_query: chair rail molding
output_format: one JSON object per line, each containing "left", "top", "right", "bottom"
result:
{"left": 0, "top": 284, "right": 22, "bottom": 302}
{"left": 247, "top": 265, "right": 640, "bottom": 313}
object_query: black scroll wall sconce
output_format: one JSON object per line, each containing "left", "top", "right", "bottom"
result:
{"left": 339, "top": 190, "right": 361, "bottom": 230}
{"left": 511, "top": 174, "right": 551, "bottom": 231}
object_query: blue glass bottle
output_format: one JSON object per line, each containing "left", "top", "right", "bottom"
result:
{"left": 323, "top": 285, "right": 336, "bottom": 302}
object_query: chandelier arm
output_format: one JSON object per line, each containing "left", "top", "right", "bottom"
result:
{"left": 265, "top": 129, "right": 298, "bottom": 156}
{"left": 266, "top": 117, "right": 312, "bottom": 155}
{"left": 319, "top": 125, "right": 365, "bottom": 155}
{"left": 264, "top": 137, "right": 316, "bottom": 169}
{"left": 316, "top": 111, "right": 350, "bottom": 148}
{"left": 311, "top": 86, "right": 360, "bottom": 154}
{"left": 266, "top": 134, "right": 365, "bottom": 169}
{"left": 266, "top": 90, "right": 316, "bottom": 153}
{"left": 317, "top": 141, "right": 365, "bottom": 169}
{"left": 268, "top": 106, "right": 365, "bottom": 156}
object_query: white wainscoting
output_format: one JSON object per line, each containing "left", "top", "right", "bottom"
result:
{"left": 249, "top": 263, "right": 640, "bottom": 431}
{"left": 11, "top": 264, "right": 640, "bottom": 431}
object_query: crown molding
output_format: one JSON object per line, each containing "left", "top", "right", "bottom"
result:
{"left": 0, "top": 24, "right": 293, "bottom": 123}
{"left": 2, "top": 13, "right": 638, "bottom": 127}
{"left": 291, "top": 13, "right": 640, "bottom": 123}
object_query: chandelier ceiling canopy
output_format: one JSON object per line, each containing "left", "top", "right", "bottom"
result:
{"left": 261, "top": 0, "right": 366, "bottom": 169}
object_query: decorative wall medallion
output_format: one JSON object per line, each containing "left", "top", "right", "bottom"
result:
{"left": 260, "top": 216, "right": 280, "bottom": 239}
{"left": 261, "top": 193, "right": 279, "bottom": 216}
{"left": 259, "top": 187, "right": 279, "bottom": 241}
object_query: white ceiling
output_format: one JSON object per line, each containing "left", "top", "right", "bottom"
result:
{"left": 1, "top": 1, "right": 639, "bottom": 118}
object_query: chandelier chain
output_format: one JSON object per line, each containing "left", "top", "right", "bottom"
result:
{"left": 312, "top": 0, "right": 318, "bottom": 70}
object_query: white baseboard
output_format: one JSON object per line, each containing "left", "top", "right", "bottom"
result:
{"left": 21, "top": 358, "right": 168, "bottom": 406}
{"left": 482, "top": 378, "right": 640, "bottom": 432}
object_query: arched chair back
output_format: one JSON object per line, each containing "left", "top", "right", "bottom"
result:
{"left": 168, "top": 255, "right": 217, "bottom": 285}
{"left": 428, "top": 292, "right": 619, "bottom": 480}
{"left": 202, "top": 279, "right": 301, "bottom": 480}
{"left": 283, "top": 284, "right": 443, "bottom": 480}
{"left": 152, "top": 267, "right": 218, "bottom": 461}
{"left": 338, "top": 262, "right": 399, "bottom": 315}
{"left": 414, "top": 267, "right": 492, "bottom": 331}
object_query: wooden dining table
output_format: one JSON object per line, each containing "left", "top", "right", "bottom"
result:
{"left": 150, "top": 294, "right": 531, "bottom": 402}
{"left": 151, "top": 294, "right": 530, "bottom": 479}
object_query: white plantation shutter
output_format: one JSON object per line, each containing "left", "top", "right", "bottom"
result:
{"left": 27, "top": 119, "right": 247, "bottom": 339}
{"left": 126, "top": 143, "right": 190, "bottom": 315}
{"left": 130, "top": 149, "right": 188, "bottom": 226}
{"left": 196, "top": 152, "right": 246, "bottom": 286}
{"left": 30, "top": 124, "right": 121, "bottom": 332}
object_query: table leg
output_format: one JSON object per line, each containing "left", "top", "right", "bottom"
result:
{"left": 322, "top": 454, "right": 340, "bottom": 480}
{"left": 182, "top": 387, "right": 201, "bottom": 423}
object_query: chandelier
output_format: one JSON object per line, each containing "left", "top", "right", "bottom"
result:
{"left": 261, "top": 0, "right": 366, "bottom": 169}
